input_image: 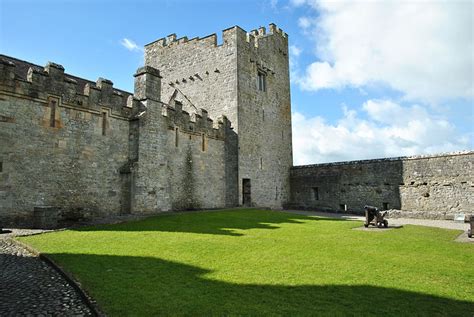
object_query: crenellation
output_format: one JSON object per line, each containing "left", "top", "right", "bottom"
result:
{"left": 0, "top": 59, "right": 132, "bottom": 117}
{"left": 177, "top": 36, "right": 188, "bottom": 44}
{"left": 45, "top": 61, "right": 65, "bottom": 79}
{"left": 166, "top": 33, "right": 177, "bottom": 44}
{"left": 0, "top": 59, "right": 16, "bottom": 85}
{"left": 288, "top": 151, "right": 474, "bottom": 218}
{"left": 146, "top": 24, "right": 286, "bottom": 53}
{"left": 1, "top": 24, "right": 468, "bottom": 228}
{"left": 202, "top": 33, "right": 219, "bottom": 46}
{"left": 160, "top": 101, "right": 226, "bottom": 140}
{"left": 27, "top": 66, "right": 48, "bottom": 87}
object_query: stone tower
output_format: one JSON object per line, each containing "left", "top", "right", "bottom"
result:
{"left": 145, "top": 24, "right": 292, "bottom": 208}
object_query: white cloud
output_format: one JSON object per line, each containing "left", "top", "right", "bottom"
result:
{"left": 120, "top": 38, "right": 143, "bottom": 52}
{"left": 292, "top": 99, "right": 469, "bottom": 165}
{"left": 289, "top": 45, "right": 302, "bottom": 57}
{"left": 297, "top": 17, "right": 312, "bottom": 30}
{"left": 295, "top": 1, "right": 474, "bottom": 103}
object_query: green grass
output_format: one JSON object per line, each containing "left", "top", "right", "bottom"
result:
{"left": 19, "top": 209, "right": 474, "bottom": 316}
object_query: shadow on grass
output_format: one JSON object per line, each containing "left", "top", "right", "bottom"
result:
{"left": 48, "top": 252, "right": 474, "bottom": 316}
{"left": 74, "top": 209, "right": 350, "bottom": 236}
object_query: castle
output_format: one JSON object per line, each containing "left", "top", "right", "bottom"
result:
{"left": 0, "top": 24, "right": 472, "bottom": 228}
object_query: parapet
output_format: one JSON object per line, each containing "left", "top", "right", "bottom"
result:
{"left": 162, "top": 100, "right": 231, "bottom": 140}
{"left": 145, "top": 23, "right": 287, "bottom": 51}
{"left": 291, "top": 151, "right": 474, "bottom": 169}
{"left": 0, "top": 55, "right": 133, "bottom": 117}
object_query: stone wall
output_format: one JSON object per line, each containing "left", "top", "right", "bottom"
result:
{"left": 145, "top": 28, "right": 239, "bottom": 128}
{"left": 0, "top": 58, "right": 132, "bottom": 227}
{"left": 288, "top": 152, "right": 474, "bottom": 219}
{"left": 0, "top": 57, "right": 239, "bottom": 227}
{"left": 235, "top": 24, "right": 293, "bottom": 208}
{"left": 144, "top": 24, "right": 292, "bottom": 208}
{"left": 127, "top": 67, "right": 237, "bottom": 213}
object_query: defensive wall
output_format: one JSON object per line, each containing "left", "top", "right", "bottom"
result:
{"left": 0, "top": 56, "right": 236, "bottom": 227}
{"left": 288, "top": 152, "right": 474, "bottom": 219}
{"left": 145, "top": 24, "right": 293, "bottom": 208}
{"left": 129, "top": 65, "right": 237, "bottom": 213}
{"left": 1, "top": 23, "right": 472, "bottom": 227}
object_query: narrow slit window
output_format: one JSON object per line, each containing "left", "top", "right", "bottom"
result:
{"left": 312, "top": 187, "right": 319, "bottom": 200}
{"left": 0, "top": 162, "right": 3, "bottom": 173}
{"left": 101, "top": 111, "right": 107, "bottom": 136}
{"left": 260, "top": 157, "right": 263, "bottom": 169}
{"left": 175, "top": 127, "right": 179, "bottom": 147}
{"left": 262, "top": 109, "right": 265, "bottom": 121}
{"left": 49, "top": 99, "right": 57, "bottom": 127}
{"left": 201, "top": 134, "right": 206, "bottom": 152}
{"left": 257, "top": 71, "right": 266, "bottom": 92}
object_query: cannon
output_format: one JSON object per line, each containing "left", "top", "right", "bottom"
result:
{"left": 364, "top": 205, "right": 388, "bottom": 228}
{"left": 468, "top": 215, "right": 473, "bottom": 238}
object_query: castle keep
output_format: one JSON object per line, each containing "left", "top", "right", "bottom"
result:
{"left": 0, "top": 25, "right": 293, "bottom": 227}
{"left": 0, "top": 24, "right": 472, "bottom": 227}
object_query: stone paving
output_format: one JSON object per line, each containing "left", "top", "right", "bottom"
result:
{"left": 284, "top": 209, "right": 470, "bottom": 230}
{"left": 0, "top": 235, "right": 94, "bottom": 316}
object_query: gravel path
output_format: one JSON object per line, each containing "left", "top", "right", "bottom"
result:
{"left": 283, "top": 209, "right": 471, "bottom": 231}
{"left": 0, "top": 236, "right": 94, "bottom": 316}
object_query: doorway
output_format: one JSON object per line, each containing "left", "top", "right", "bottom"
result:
{"left": 242, "top": 178, "right": 251, "bottom": 206}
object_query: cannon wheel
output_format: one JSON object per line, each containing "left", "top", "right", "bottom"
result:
{"left": 383, "top": 220, "right": 388, "bottom": 228}
{"left": 364, "top": 223, "right": 369, "bottom": 228}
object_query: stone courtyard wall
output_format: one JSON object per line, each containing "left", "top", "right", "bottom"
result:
{"left": 107, "top": 66, "right": 237, "bottom": 214}
{"left": 288, "top": 152, "right": 473, "bottom": 219}
{"left": 0, "top": 58, "right": 132, "bottom": 227}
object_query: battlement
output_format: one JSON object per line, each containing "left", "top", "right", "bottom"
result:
{"left": 162, "top": 100, "right": 230, "bottom": 140}
{"left": 145, "top": 23, "right": 287, "bottom": 51}
{"left": 0, "top": 55, "right": 133, "bottom": 117}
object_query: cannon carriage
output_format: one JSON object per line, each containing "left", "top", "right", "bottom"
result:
{"left": 468, "top": 215, "right": 473, "bottom": 238}
{"left": 364, "top": 205, "right": 388, "bottom": 228}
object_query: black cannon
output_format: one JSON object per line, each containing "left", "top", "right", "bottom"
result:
{"left": 468, "top": 215, "right": 473, "bottom": 238}
{"left": 364, "top": 205, "right": 388, "bottom": 228}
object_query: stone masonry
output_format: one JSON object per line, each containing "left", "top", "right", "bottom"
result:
{"left": 0, "top": 24, "right": 292, "bottom": 227}
{"left": 0, "top": 24, "right": 471, "bottom": 227}
{"left": 145, "top": 24, "right": 292, "bottom": 208}
{"left": 288, "top": 152, "right": 474, "bottom": 219}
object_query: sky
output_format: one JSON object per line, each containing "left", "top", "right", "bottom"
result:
{"left": 1, "top": 0, "right": 473, "bottom": 165}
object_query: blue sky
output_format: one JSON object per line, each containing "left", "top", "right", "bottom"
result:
{"left": 1, "top": 0, "right": 472, "bottom": 164}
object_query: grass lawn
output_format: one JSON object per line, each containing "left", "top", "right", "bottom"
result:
{"left": 19, "top": 209, "right": 474, "bottom": 316}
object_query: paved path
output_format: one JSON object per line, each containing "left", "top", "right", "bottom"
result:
{"left": 0, "top": 235, "right": 93, "bottom": 316}
{"left": 283, "top": 209, "right": 470, "bottom": 231}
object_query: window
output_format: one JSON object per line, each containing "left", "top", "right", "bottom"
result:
{"left": 257, "top": 71, "right": 266, "bottom": 92}
{"left": 201, "top": 133, "right": 206, "bottom": 152}
{"left": 101, "top": 111, "right": 108, "bottom": 136}
{"left": 49, "top": 99, "right": 57, "bottom": 127}
{"left": 383, "top": 202, "right": 389, "bottom": 210}
{"left": 312, "top": 187, "right": 319, "bottom": 200}
{"left": 339, "top": 204, "right": 347, "bottom": 212}
{"left": 260, "top": 157, "right": 263, "bottom": 169}
{"left": 175, "top": 127, "right": 179, "bottom": 147}
{"left": 0, "top": 162, "right": 2, "bottom": 173}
